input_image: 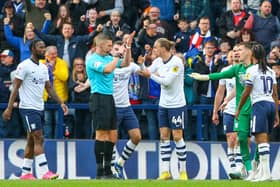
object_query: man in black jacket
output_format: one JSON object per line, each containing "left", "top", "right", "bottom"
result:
{"left": 217, "top": 0, "right": 249, "bottom": 46}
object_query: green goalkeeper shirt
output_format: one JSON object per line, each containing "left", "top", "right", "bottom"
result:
{"left": 209, "top": 63, "right": 252, "bottom": 115}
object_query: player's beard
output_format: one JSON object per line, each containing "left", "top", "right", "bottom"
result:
{"left": 36, "top": 53, "right": 45, "bottom": 60}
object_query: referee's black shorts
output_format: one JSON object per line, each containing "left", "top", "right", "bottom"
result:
{"left": 89, "top": 93, "right": 117, "bottom": 130}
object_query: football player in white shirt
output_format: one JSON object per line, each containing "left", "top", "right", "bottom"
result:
{"left": 109, "top": 41, "right": 142, "bottom": 179}
{"left": 236, "top": 43, "right": 279, "bottom": 181}
{"left": 212, "top": 47, "right": 244, "bottom": 179}
{"left": 139, "top": 38, "right": 188, "bottom": 180}
{"left": 2, "top": 40, "right": 68, "bottom": 180}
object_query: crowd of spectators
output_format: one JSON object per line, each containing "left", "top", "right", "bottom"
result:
{"left": 1, "top": 0, "right": 280, "bottom": 141}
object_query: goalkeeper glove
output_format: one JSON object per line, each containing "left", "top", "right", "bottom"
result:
{"left": 189, "top": 73, "right": 210, "bottom": 81}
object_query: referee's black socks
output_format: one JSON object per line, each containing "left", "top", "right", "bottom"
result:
{"left": 95, "top": 140, "right": 105, "bottom": 178}
{"left": 95, "top": 140, "right": 115, "bottom": 178}
{"left": 104, "top": 141, "right": 114, "bottom": 176}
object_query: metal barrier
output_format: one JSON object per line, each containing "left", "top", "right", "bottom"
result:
{"left": 0, "top": 103, "right": 213, "bottom": 140}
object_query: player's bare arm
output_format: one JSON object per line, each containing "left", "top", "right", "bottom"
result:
{"left": 272, "top": 84, "right": 280, "bottom": 128}
{"left": 2, "top": 78, "right": 22, "bottom": 121}
{"left": 212, "top": 85, "right": 226, "bottom": 125}
{"left": 45, "top": 81, "right": 68, "bottom": 115}
{"left": 121, "top": 31, "right": 136, "bottom": 67}
{"left": 235, "top": 86, "right": 252, "bottom": 120}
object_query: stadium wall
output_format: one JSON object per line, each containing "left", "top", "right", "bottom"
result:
{"left": 1, "top": 140, "right": 280, "bottom": 180}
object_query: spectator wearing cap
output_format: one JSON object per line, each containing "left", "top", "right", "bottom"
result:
{"left": 0, "top": 49, "right": 14, "bottom": 57}
{"left": 0, "top": 49, "right": 16, "bottom": 96}
{"left": 0, "top": 49, "right": 21, "bottom": 138}
{"left": 0, "top": 50, "right": 16, "bottom": 80}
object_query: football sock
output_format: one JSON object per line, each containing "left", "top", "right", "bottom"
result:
{"left": 238, "top": 131, "right": 252, "bottom": 172}
{"left": 35, "top": 153, "right": 49, "bottom": 177}
{"left": 104, "top": 141, "right": 114, "bottom": 176}
{"left": 234, "top": 145, "right": 243, "bottom": 172}
{"left": 258, "top": 143, "right": 270, "bottom": 176}
{"left": 227, "top": 147, "right": 236, "bottom": 170}
{"left": 22, "top": 158, "right": 33, "bottom": 175}
{"left": 118, "top": 139, "right": 137, "bottom": 167}
{"left": 160, "top": 140, "right": 171, "bottom": 172}
{"left": 175, "top": 138, "right": 187, "bottom": 172}
{"left": 95, "top": 140, "right": 105, "bottom": 177}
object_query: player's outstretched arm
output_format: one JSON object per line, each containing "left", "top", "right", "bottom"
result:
{"left": 188, "top": 73, "right": 209, "bottom": 81}
{"left": 220, "top": 88, "right": 236, "bottom": 111}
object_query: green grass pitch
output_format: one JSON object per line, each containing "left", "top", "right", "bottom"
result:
{"left": 0, "top": 180, "right": 280, "bottom": 187}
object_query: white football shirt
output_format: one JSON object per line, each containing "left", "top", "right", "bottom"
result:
{"left": 113, "top": 63, "right": 140, "bottom": 107}
{"left": 15, "top": 58, "right": 49, "bottom": 111}
{"left": 149, "top": 55, "right": 186, "bottom": 108}
{"left": 245, "top": 64, "right": 276, "bottom": 105}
